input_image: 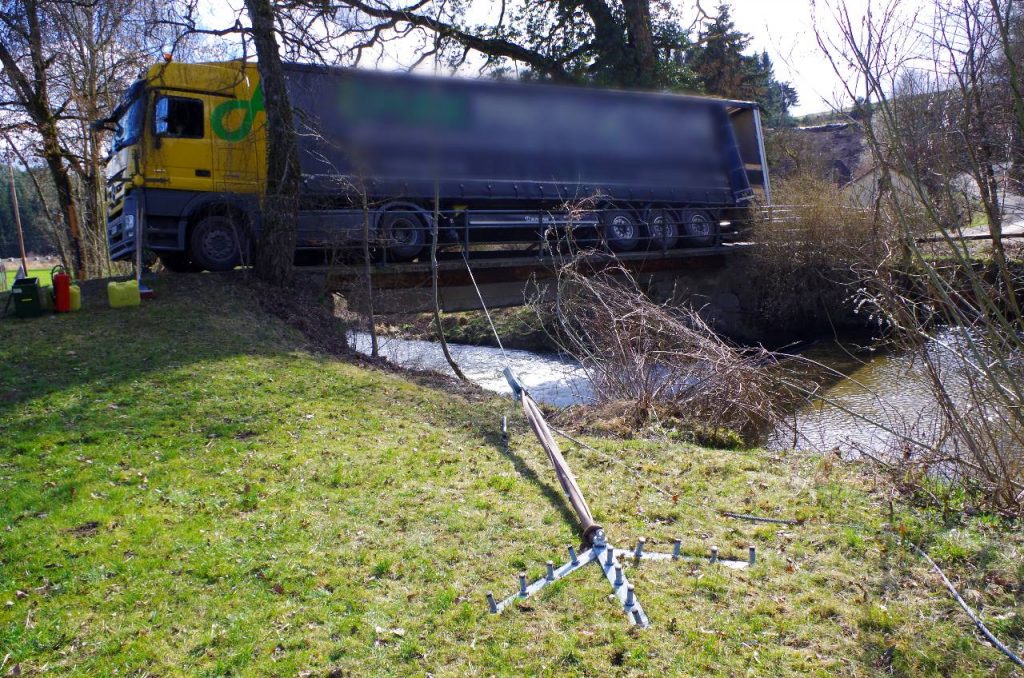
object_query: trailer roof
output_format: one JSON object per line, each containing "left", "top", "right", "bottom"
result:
{"left": 193, "top": 59, "right": 760, "bottom": 112}
{"left": 293, "top": 61, "right": 758, "bottom": 109}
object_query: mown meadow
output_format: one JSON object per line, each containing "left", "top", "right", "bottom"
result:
{"left": 0, "top": 274, "right": 1021, "bottom": 676}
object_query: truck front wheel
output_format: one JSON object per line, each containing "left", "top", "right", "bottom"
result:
{"left": 601, "top": 210, "right": 640, "bottom": 252}
{"left": 190, "top": 214, "right": 245, "bottom": 271}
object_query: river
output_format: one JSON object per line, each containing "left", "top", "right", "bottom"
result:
{"left": 349, "top": 332, "right": 594, "bottom": 407}
{"left": 767, "top": 339, "right": 943, "bottom": 454}
{"left": 349, "top": 331, "right": 941, "bottom": 455}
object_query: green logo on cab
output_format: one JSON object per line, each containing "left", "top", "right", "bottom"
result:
{"left": 211, "top": 83, "right": 264, "bottom": 141}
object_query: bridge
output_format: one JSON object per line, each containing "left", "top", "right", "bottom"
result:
{"left": 291, "top": 203, "right": 875, "bottom": 344}
{"left": 313, "top": 241, "right": 755, "bottom": 336}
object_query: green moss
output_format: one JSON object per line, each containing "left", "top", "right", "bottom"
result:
{"left": 859, "top": 603, "right": 901, "bottom": 633}
{"left": 379, "top": 306, "right": 557, "bottom": 352}
{"left": 670, "top": 423, "right": 745, "bottom": 449}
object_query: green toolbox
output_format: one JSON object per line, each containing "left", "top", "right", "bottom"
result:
{"left": 11, "top": 277, "right": 44, "bottom": 318}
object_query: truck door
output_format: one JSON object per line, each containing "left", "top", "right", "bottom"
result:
{"left": 211, "top": 88, "right": 262, "bottom": 195}
{"left": 149, "top": 93, "right": 214, "bottom": 192}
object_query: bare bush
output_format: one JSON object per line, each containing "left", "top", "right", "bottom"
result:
{"left": 536, "top": 257, "right": 796, "bottom": 442}
{"left": 857, "top": 266, "right": 1024, "bottom": 513}
{"left": 813, "top": 0, "right": 1024, "bottom": 515}
{"left": 749, "top": 174, "right": 883, "bottom": 328}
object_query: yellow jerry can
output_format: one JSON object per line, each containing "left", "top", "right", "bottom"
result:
{"left": 107, "top": 280, "right": 141, "bottom": 308}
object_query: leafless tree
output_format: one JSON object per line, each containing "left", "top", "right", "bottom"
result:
{"left": 0, "top": 0, "right": 181, "bottom": 277}
{"left": 240, "top": 0, "right": 302, "bottom": 286}
{"left": 0, "top": 0, "right": 87, "bottom": 275}
{"left": 160, "top": 0, "right": 359, "bottom": 285}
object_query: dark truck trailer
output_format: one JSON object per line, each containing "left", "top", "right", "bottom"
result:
{"left": 286, "top": 63, "right": 769, "bottom": 259}
{"left": 100, "top": 60, "right": 769, "bottom": 271}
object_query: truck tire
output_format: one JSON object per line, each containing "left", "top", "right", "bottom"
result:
{"left": 379, "top": 211, "right": 426, "bottom": 261}
{"left": 645, "top": 208, "right": 679, "bottom": 250}
{"left": 601, "top": 210, "right": 640, "bottom": 252}
{"left": 190, "top": 214, "right": 244, "bottom": 271}
{"left": 158, "top": 252, "right": 199, "bottom": 272}
{"left": 680, "top": 209, "right": 717, "bottom": 247}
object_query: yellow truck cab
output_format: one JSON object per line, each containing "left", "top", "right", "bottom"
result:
{"left": 98, "top": 60, "right": 266, "bottom": 271}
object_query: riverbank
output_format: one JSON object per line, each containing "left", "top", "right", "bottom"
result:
{"left": 375, "top": 305, "right": 557, "bottom": 353}
{"left": 1, "top": 273, "right": 1021, "bottom": 675}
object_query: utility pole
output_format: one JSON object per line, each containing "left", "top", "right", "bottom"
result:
{"left": 8, "top": 163, "right": 29, "bottom": 278}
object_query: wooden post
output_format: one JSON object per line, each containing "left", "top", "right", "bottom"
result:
{"left": 8, "top": 164, "right": 28, "bottom": 278}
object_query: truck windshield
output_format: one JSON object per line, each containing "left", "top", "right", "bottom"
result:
{"left": 112, "top": 93, "right": 144, "bottom": 151}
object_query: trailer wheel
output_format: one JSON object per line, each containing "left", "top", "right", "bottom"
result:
{"left": 680, "top": 209, "right": 717, "bottom": 247}
{"left": 645, "top": 209, "right": 679, "bottom": 250}
{"left": 379, "top": 211, "right": 426, "bottom": 261}
{"left": 601, "top": 210, "right": 640, "bottom": 252}
{"left": 190, "top": 214, "right": 244, "bottom": 271}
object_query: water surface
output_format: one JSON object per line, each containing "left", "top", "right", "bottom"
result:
{"left": 350, "top": 330, "right": 945, "bottom": 456}
{"left": 769, "top": 340, "right": 942, "bottom": 454}
{"left": 349, "top": 331, "right": 592, "bottom": 407}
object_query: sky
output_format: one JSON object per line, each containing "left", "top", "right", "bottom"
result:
{"left": 202, "top": 0, "right": 905, "bottom": 117}
{"left": 725, "top": 0, "right": 874, "bottom": 115}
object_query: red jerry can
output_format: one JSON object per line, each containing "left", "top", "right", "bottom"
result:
{"left": 52, "top": 265, "right": 72, "bottom": 313}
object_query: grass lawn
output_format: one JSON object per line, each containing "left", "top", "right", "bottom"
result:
{"left": 1, "top": 274, "right": 1022, "bottom": 676}
{"left": 3, "top": 268, "right": 53, "bottom": 291}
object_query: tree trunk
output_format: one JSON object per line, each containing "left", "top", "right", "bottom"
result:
{"left": 431, "top": 179, "right": 466, "bottom": 381}
{"left": 87, "top": 126, "right": 108, "bottom": 276}
{"left": 0, "top": 0, "right": 88, "bottom": 277}
{"left": 39, "top": 113, "right": 84, "bottom": 278}
{"left": 8, "top": 165, "right": 29, "bottom": 275}
{"left": 244, "top": 0, "right": 300, "bottom": 286}
{"left": 26, "top": 0, "right": 84, "bottom": 277}
{"left": 621, "top": 0, "right": 657, "bottom": 86}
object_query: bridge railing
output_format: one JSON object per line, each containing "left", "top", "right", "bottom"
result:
{"left": 312, "top": 206, "right": 747, "bottom": 266}
{"left": 757, "top": 204, "right": 871, "bottom": 224}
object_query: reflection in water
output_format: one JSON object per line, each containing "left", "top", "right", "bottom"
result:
{"left": 350, "top": 331, "right": 944, "bottom": 456}
{"left": 769, "top": 341, "right": 942, "bottom": 454}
